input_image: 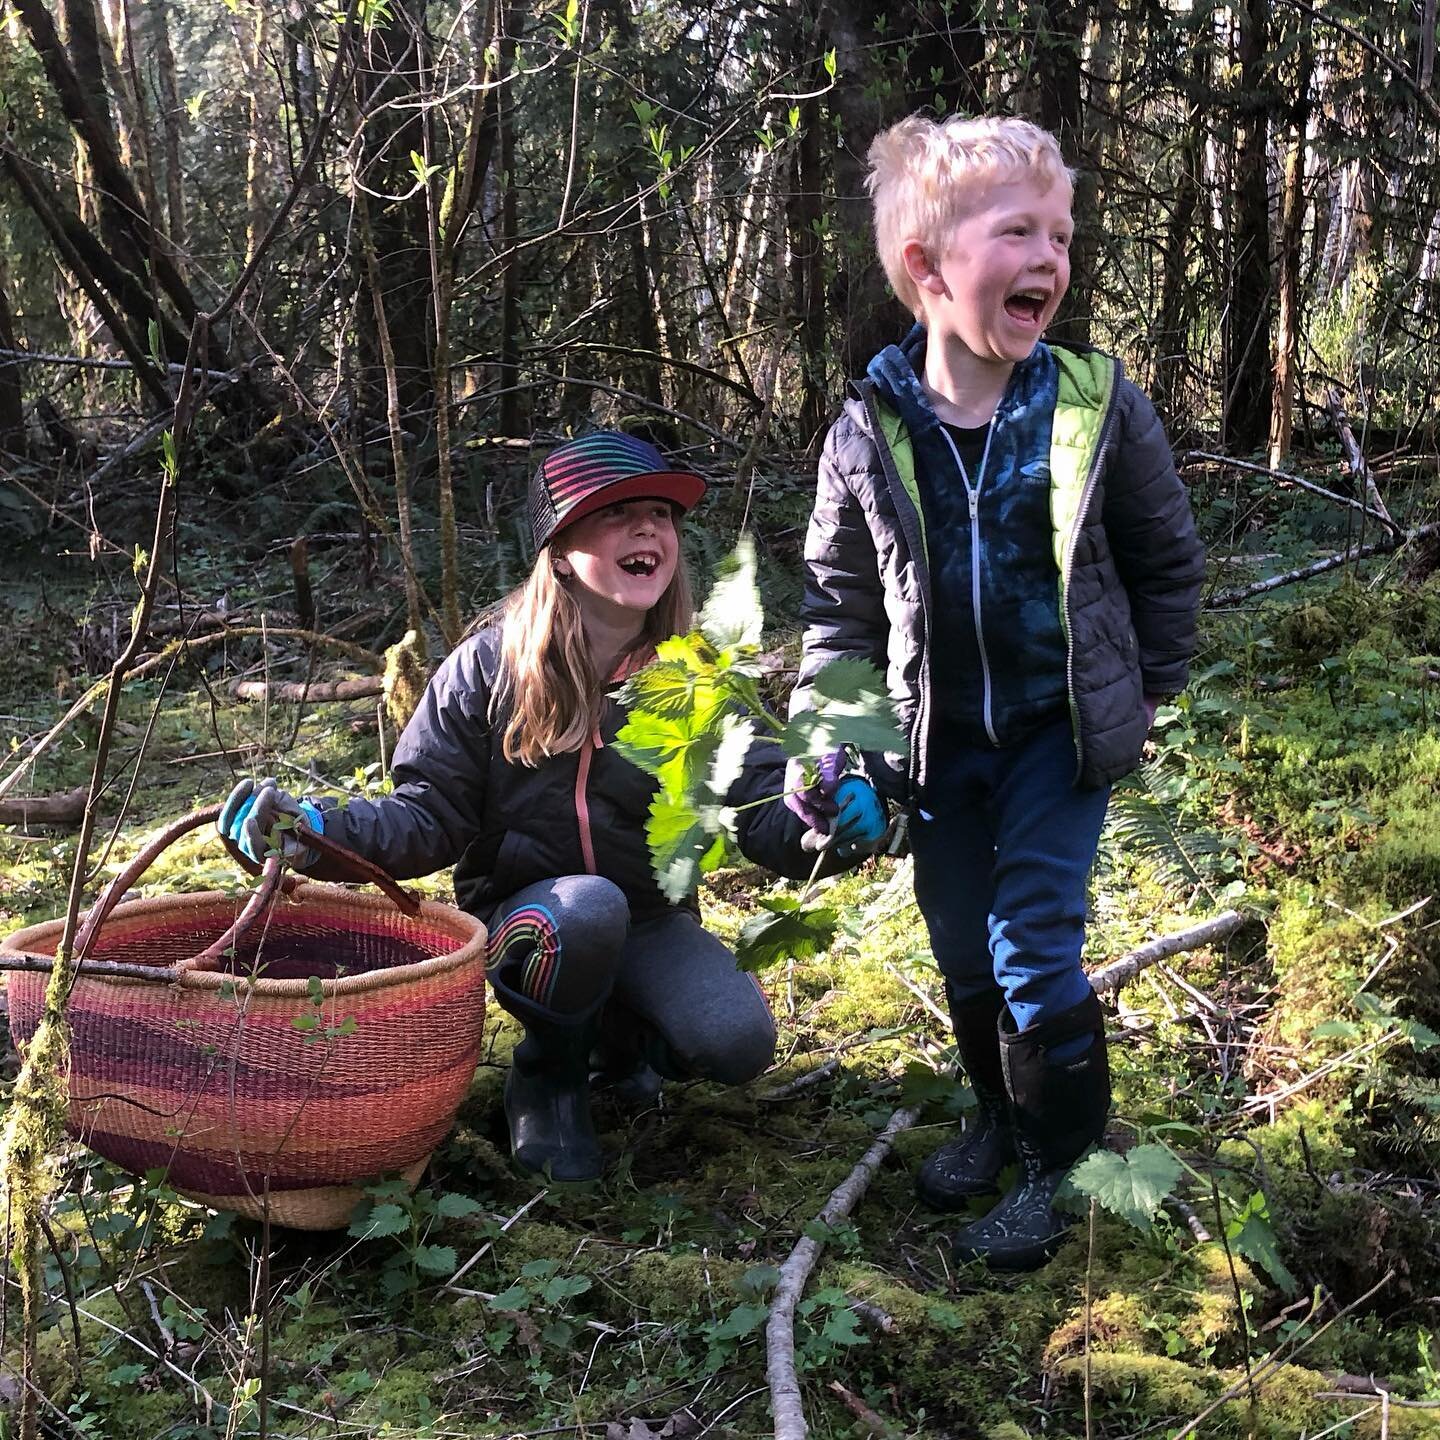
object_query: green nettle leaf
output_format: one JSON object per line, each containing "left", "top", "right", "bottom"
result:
{"left": 646, "top": 792, "right": 717, "bottom": 903}
{"left": 1227, "top": 1192, "right": 1298, "bottom": 1293}
{"left": 348, "top": 1203, "right": 410, "bottom": 1239}
{"left": 699, "top": 533, "right": 764, "bottom": 650}
{"left": 819, "top": 1305, "right": 868, "bottom": 1346}
{"left": 782, "top": 707, "right": 905, "bottom": 761}
{"left": 708, "top": 716, "right": 756, "bottom": 800}
{"left": 735, "top": 897, "right": 839, "bottom": 973}
{"left": 488, "top": 1283, "right": 531, "bottom": 1311}
{"left": 412, "top": 1244, "right": 458, "bottom": 1275}
{"left": 540, "top": 1274, "right": 592, "bottom": 1305}
{"left": 710, "top": 1302, "right": 768, "bottom": 1341}
{"left": 1069, "top": 1144, "right": 1181, "bottom": 1232}
{"left": 434, "top": 1192, "right": 484, "bottom": 1218}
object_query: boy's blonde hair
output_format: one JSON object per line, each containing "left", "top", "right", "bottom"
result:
{"left": 867, "top": 114, "right": 1074, "bottom": 317}
{"left": 490, "top": 542, "right": 694, "bottom": 767}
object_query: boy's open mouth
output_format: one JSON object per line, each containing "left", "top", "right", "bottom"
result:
{"left": 618, "top": 552, "right": 660, "bottom": 577}
{"left": 1004, "top": 289, "right": 1049, "bottom": 324}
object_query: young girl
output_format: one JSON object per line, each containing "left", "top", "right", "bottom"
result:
{"left": 218, "top": 432, "right": 885, "bottom": 1181}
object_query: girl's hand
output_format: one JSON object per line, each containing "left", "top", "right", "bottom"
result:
{"left": 783, "top": 750, "right": 845, "bottom": 832}
{"left": 218, "top": 777, "right": 325, "bottom": 868}
{"left": 829, "top": 777, "right": 887, "bottom": 860}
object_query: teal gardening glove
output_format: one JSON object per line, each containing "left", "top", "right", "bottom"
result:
{"left": 829, "top": 776, "right": 887, "bottom": 860}
{"left": 217, "top": 776, "right": 325, "bottom": 868}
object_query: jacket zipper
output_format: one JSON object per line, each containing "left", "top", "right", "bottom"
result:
{"left": 574, "top": 722, "right": 602, "bottom": 874}
{"left": 1061, "top": 376, "right": 1123, "bottom": 782}
{"left": 938, "top": 425, "right": 999, "bottom": 746}
{"left": 861, "top": 385, "right": 933, "bottom": 791}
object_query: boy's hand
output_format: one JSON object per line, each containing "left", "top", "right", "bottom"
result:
{"left": 783, "top": 750, "right": 845, "bottom": 832}
{"left": 218, "top": 777, "right": 325, "bottom": 868}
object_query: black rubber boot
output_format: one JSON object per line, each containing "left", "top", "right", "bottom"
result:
{"left": 916, "top": 989, "right": 1015, "bottom": 1209}
{"left": 590, "top": 1004, "right": 664, "bottom": 1109}
{"left": 951, "top": 992, "right": 1110, "bottom": 1271}
{"left": 492, "top": 973, "right": 606, "bottom": 1183}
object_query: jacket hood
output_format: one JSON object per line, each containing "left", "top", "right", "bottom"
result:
{"left": 865, "top": 323, "right": 931, "bottom": 412}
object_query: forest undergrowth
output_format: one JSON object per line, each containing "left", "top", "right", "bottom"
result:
{"left": 1, "top": 467, "right": 1439, "bottom": 1440}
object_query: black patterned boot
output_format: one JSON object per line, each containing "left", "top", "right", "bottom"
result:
{"left": 916, "top": 989, "right": 1015, "bottom": 1209}
{"left": 951, "top": 992, "right": 1110, "bottom": 1270}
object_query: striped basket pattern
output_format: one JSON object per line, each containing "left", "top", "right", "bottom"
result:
{"left": 3, "top": 883, "right": 487, "bottom": 1230}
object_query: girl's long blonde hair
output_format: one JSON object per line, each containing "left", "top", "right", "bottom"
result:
{"left": 490, "top": 542, "right": 694, "bottom": 767}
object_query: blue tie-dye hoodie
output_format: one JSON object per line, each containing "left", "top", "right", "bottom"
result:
{"left": 867, "top": 325, "right": 1069, "bottom": 748}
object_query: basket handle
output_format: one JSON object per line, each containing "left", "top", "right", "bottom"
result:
{"left": 73, "top": 804, "right": 422, "bottom": 972}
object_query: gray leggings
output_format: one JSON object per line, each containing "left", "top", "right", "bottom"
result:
{"left": 483, "top": 875, "right": 776, "bottom": 1085}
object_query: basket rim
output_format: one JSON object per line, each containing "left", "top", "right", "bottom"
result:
{"left": 0, "top": 881, "right": 488, "bottom": 998}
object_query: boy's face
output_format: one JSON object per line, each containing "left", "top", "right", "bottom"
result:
{"left": 910, "top": 175, "right": 1073, "bottom": 368}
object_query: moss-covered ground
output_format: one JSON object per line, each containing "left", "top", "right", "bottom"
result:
{"left": 3, "top": 488, "right": 1440, "bottom": 1438}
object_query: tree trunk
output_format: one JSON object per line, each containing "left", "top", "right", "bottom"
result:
{"left": 819, "top": 0, "right": 914, "bottom": 376}
{"left": 1223, "top": 0, "right": 1273, "bottom": 451}
{"left": 1037, "top": 0, "right": 1092, "bottom": 342}
{"left": 141, "top": 0, "right": 187, "bottom": 277}
{"left": 1153, "top": 33, "right": 1208, "bottom": 429}
{"left": 497, "top": 5, "right": 524, "bottom": 437}
{"left": 1268, "top": 28, "right": 1312, "bottom": 468}
{"left": 352, "top": 0, "right": 435, "bottom": 433}
{"left": 0, "top": 258, "right": 24, "bottom": 455}
{"left": 901, "top": 0, "right": 983, "bottom": 115}
{"left": 788, "top": 79, "right": 827, "bottom": 450}
{"left": 244, "top": 0, "right": 272, "bottom": 266}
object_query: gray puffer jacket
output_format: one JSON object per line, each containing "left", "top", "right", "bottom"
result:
{"left": 791, "top": 341, "right": 1206, "bottom": 795}
{"left": 312, "top": 625, "right": 820, "bottom": 919}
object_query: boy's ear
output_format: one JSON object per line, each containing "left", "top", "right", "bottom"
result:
{"left": 900, "top": 238, "right": 946, "bottom": 296}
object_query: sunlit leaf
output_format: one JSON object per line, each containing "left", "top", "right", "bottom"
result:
{"left": 700, "top": 533, "right": 763, "bottom": 650}
{"left": 1069, "top": 1144, "right": 1181, "bottom": 1232}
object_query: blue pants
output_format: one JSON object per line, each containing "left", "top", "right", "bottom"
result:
{"left": 910, "top": 720, "right": 1110, "bottom": 1044}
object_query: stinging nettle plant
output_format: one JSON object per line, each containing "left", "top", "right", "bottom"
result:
{"left": 613, "top": 535, "right": 903, "bottom": 971}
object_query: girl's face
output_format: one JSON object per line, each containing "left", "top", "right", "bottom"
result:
{"left": 555, "top": 498, "right": 679, "bottom": 625}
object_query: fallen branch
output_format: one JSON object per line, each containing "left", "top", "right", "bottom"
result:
{"left": 1206, "top": 524, "right": 1439, "bottom": 607}
{"left": 1180, "top": 450, "right": 1377, "bottom": 520}
{"left": 231, "top": 676, "right": 383, "bottom": 703}
{"left": 758, "top": 1057, "right": 841, "bottom": 1102}
{"left": 1326, "top": 388, "right": 1398, "bottom": 534}
{"left": 767, "top": 1104, "right": 920, "bottom": 1440}
{"left": 1087, "top": 911, "right": 1245, "bottom": 998}
{"left": 0, "top": 788, "right": 87, "bottom": 827}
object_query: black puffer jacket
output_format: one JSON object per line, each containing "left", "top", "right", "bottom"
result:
{"left": 313, "top": 624, "right": 818, "bottom": 919}
{"left": 791, "top": 341, "right": 1206, "bottom": 794}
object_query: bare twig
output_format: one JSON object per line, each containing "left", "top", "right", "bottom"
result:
{"left": 766, "top": 1105, "right": 921, "bottom": 1440}
{"left": 758, "top": 1057, "right": 842, "bottom": 1102}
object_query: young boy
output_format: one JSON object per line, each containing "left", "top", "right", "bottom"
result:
{"left": 789, "top": 115, "right": 1205, "bottom": 1269}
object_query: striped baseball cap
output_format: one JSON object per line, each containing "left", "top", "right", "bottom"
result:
{"left": 529, "top": 431, "right": 707, "bottom": 550}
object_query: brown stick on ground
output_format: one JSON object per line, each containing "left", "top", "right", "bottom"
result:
{"left": 0, "top": 788, "right": 88, "bottom": 827}
{"left": 231, "top": 676, "right": 383, "bottom": 703}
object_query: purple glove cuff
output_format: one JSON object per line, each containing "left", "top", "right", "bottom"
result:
{"left": 783, "top": 749, "right": 847, "bottom": 833}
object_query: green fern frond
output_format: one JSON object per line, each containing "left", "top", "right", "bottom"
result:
{"left": 1100, "top": 756, "right": 1228, "bottom": 898}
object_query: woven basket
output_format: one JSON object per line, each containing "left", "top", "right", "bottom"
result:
{"left": 2, "top": 808, "right": 487, "bottom": 1230}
